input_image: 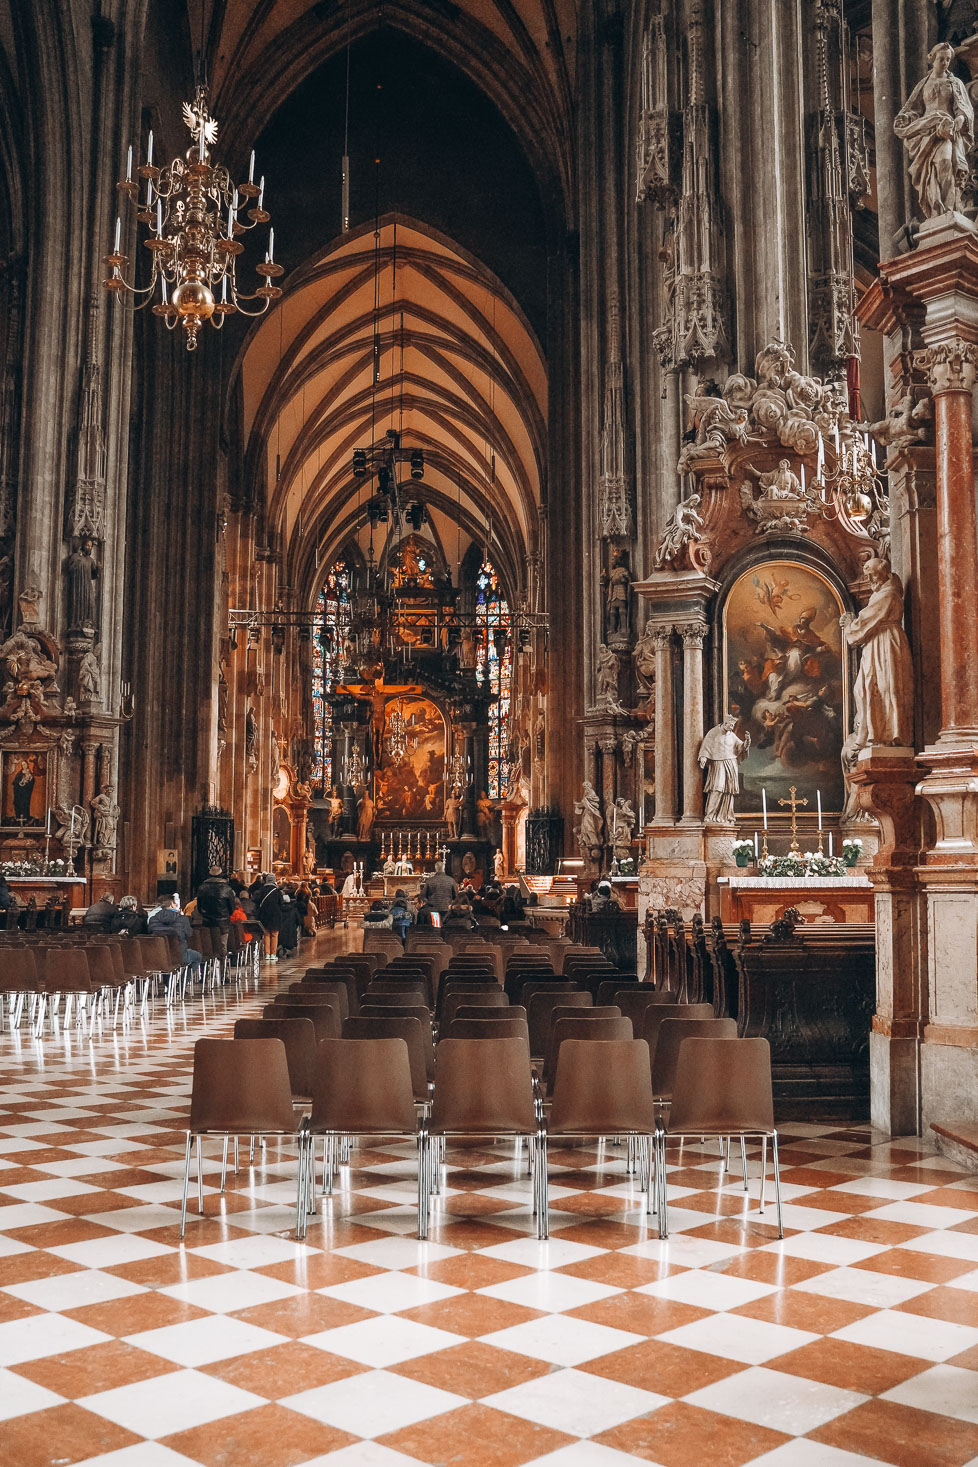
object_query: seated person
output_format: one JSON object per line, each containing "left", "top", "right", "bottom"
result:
{"left": 389, "top": 888, "right": 413, "bottom": 939}
{"left": 148, "top": 893, "right": 202, "bottom": 968}
{"left": 443, "top": 897, "right": 477, "bottom": 932}
{"left": 108, "top": 895, "right": 147, "bottom": 935}
{"left": 362, "top": 898, "right": 393, "bottom": 929}
{"left": 590, "top": 879, "right": 620, "bottom": 914}
{"left": 84, "top": 891, "right": 116, "bottom": 927}
{"left": 0, "top": 874, "right": 17, "bottom": 911}
{"left": 499, "top": 884, "right": 526, "bottom": 925}
{"left": 229, "top": 901, "right": 254, "bottom": 944}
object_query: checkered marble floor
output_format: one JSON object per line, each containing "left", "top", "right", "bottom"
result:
{"left": 2, "top": 936, "right": 978, "bottom": 1466}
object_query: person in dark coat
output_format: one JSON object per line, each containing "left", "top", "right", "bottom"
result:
{"left": 84, "top": 892, "right": 116, "bottom": 928}
{"left": 195, "top": 865, "right": 236, "bottom": 955}
{"left": 148, "top": 894, "right": 201, "bottom": 967}
{"left": 389, "top": 889, "right": 413, "bottom": 940}
{"left": 0, "top": 875, "right": 16, "bottom": 911}
{"left": 254, "top": 878, "right": 286, "bottom": 961}
{"left": 108, "top": 895, "right": 147, "bottom": 935}
{"left": 277, "top": 885, "right": 300, "bottom": 957}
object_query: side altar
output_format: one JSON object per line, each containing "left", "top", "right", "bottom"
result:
{"left": 718, "top": 874, "right": 874, "bottom": 925}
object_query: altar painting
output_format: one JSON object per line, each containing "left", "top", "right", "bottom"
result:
{"left": 375, "top": 697, "right": 446, "bottom": 820}
{"left": 1, "top": 751, "right": 48, "bottom": 829}
{"left": 723, "top": 561, "right": 846, "bottom": 814}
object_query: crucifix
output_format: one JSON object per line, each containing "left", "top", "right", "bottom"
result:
{"left": 778, "top": 785, "right": 808, "bottom": 854}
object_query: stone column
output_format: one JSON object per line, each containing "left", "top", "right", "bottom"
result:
{"left": 850, "top": 749, "right": 923, "bottom": 1135}
{"left": 679, "top": 621, "right": 707, "bottom": 824}
{"left": 651, "top": 626, "right": 676, "bottom": 824}
{"left": 877, "top": 234, "right": 978, "bottom": 1144}
{"left": 600, "top": 736, "right": 618, "bottom": 843}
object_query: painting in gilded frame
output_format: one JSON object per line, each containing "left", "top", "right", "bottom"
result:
{"left": 0, "top": 750, "right": 49, "bottom": 829}
{"left": 722, "top": 561, "right": 846, "bottom": 815}
{"left": 375, "top": 697, "right": 446, "bottom": 820}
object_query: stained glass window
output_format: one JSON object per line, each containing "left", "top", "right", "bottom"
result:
{"left": 311, "top": 559, "right": 353, "bottom": 790}
{"left": 475, "top": 560, "right": 512, "bottom": 799}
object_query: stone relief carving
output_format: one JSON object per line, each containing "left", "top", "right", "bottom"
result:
{"left": 698, "top": 714, "right": 750, "bottom": 824}
{"left": 840, "top": 557, "right": 914, "bottom": 749}
{"left": 841, "top": 731, "right": 875, "bottom": 824}
{"left": 0, "top": 630, "right": 59, "bottom": 723}
{"left": 91, "top": 784, "right": 120, "bottom": 854}
{"left": 595, "top": 643, "right": 627, "bottom": 714}
{"left": 635, "top": 10, "right": 676, "bottom": 207}
{"left": 597, "top": 301, "right": 634, "bottom": 538}
{"left": 611, "top": 797, "right": 637, "bottom": 856}
{"left": 914, "top": 340, "right": 978, "bottom": 394}
{"left": 740, "top": 457, "right": 822, "bottom": 535}
{"left": 65, "top": 538, "right": 100, "bottom": 634}
{"left": 69, "top": 304, "right": 107, "bottom": 544}
{"left": 245, "top": 704, "right": 258, "bottom": 773}
{"left": 894, "top": 42, "right": 974, "bottom": 220}
{"left": 605, "top": 547, "right": 631, "bottom": 634}
{"left": 866, "top": 392, "right": 932, "bottom": 450}
{"left": 574, "top": 780, "right": 604, "bottom": 856}
{"left": 652, "top": 493, "right": 707, "bottom": 570}
{"left": 77, "top": 648, "right": 102, "bottom": 705}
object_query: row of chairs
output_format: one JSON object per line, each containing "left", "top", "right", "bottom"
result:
{"left": 180, "top": 1030, "right": 783, "bottom": 1242}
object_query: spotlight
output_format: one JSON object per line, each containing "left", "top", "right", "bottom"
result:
{"left": 352, "top": 449, "right": 368, "bottom": 477}
{"left": 406, "top": 501, "right": 426, "bottom": 531}
{"left": 410, "top": 450, "right": 424, "bottom": 480}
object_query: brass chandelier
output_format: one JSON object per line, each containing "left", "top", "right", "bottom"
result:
{"left": 104, "top": 86, "right": 283, "bottom": 350}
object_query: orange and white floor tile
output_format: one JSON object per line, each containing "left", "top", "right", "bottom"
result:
{"left": 1, "top": 944, "right": 978, "bottom": 1466}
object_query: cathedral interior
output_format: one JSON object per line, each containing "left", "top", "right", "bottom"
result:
{"left": 5, "top": 2, "right": 978, "bottom": 1461}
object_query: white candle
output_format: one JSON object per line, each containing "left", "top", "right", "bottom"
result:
{"left": 198, "top": 124, "right": 206, "bottom": 162}
{"left": 248, "top": 149, "right": 255, "bottom": 184}
{"left": 800, "top": 462, "right": 806, "bottom": 495}
{"left": 221, "top": 273, "right": 228, "bottom": 304}
{"left": 268, "top": 227, "right": 274, "bottom": 262}
{"left": 146, "top": 130, "right": 153, "bottom": 168}
{"left": 816, "top": 434, "right": 824, "bottom": 478}
{"left": 754, "top": 831, "right": 759, "bottom": 858}
{"left": 258, "top": 175, "right": 265, "bottom": 210}
{"left": 762, "top": 787, "right": 768, "bottom": 829}
{"left": 113, "top": 216, "right": 121, "bottom": 252}
{"left": 125, "top": 144, "right": 132, "bottom": 182}
{"left": 828, "top": 832, "right": 834, "bottom": 857}
{"left": 46, "top": 809, "right": 52, "bottom": 836}
{"left": 817, "top": 789, "right": 822, "bottom": 830}
{"left": 156, "top": 198, "right": 162, "bottom": 235}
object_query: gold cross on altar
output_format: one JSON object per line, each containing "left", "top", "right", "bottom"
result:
{"left": 778, "top": 785, "right": 808, "bottom": 854}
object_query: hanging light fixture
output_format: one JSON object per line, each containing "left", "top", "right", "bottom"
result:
{"left": 104, "top": 85, "right": 283, "bottom": 350}
{"left": 386, "top": 700, "right": 408, "bottom": 765}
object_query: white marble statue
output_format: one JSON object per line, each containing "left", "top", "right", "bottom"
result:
{"left": 652, "top": 493, "right": 704, "bottom": 568}
{"left": 445, "top": 791, "right": 461, "bottom": 840}
{"left": 575, "top": 780, "right": 604, "bottom": 855}
{"left": 698, "top": 715, "right": 750, "bottom": 824}
{"left": 841, "top": 557, "right": 914, "bottom": 749}
{"left": 91, "top": 785, "right": 120, "bottom": 851}
{"left": 611, "top": 797, "right": 637, "bottom": 855}
{"left": 596, "top": 643, "right": 624, "bottom": 712}
{"left": 895, "top": 42, "right": 974, "bottom": 219}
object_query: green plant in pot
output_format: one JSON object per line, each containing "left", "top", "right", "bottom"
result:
{"left": 842, "top": 837, "right": 862, "bottom": 868}
{"left": 732, "top": 838, "right": 754, "bottom": 868}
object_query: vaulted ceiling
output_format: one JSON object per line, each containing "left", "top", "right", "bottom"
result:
{"left": 237, "top": 217, "right": 547, "bottom": 607}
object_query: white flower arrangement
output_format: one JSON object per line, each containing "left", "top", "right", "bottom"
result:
{"left": 732, "top": 838, "right": 755, "bottom": 853}
{"left": 842, "top": 837, "right": 863, "bottom": 850}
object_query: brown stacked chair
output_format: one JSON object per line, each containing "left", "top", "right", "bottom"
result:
{"left": 542, "top": 1013, "right": 631, "bottom": 1092}
{"left": 369, "top": 970, "right": 434, "bottom": 1006}
{"left": 234, "top": 1017, "right": 318, "bottom": 1101}
{"left": 364, "top": 984, "right": 427, "bottom": 1010}
{"left": 656, "top": 1036, "right": 783, "bottom": 1238}
{"left": 441, "top": 987, "right": 507, "bottom": 1030}
{"left": 527, "top": 988, "right": 592, "bottom": 1057}
{"left": 36, "top": 946, "right": 95, "bottom": 1034}
{"left": 546, "top": 1038, "right": 656, "bottom": 1224}
{"left": 448, "top": 1014, "right": 531, "bottom": 1043}
{"left": 362, "top": 932, "right": 403, "bottom": 958}
{"left": 289, "top": 979, "right": 351, "bottom": 1020}
{"left": 454, "top": 1002, "right": 525, "bottom": 1023}
{"left": 616, "top": 986, "right": 679, "bottom": 1032}
{"left": 651, "top": 1016, "right": 738, "bottom": 1111}
{"left": 300, "top": 1037, "right": 421, "bottom": 1233}
{"left": 359, "top": 1003, "right": 435, "bottom": 1078}
{"left": 180, "top": 1037, "right": 306, "bottom": 1237}
{"left": 265, "top": 1000, "right": 340, "bottom": 1044}
{"left": 0, "top": 946, "right": 39, "bottom": 1030}
{"left": 641, "top": 1002, "right": 715, "bottom": 1062}
{"left": 342, "top": 1015, "right": 432, "bottom": 1100}
{"left": 597, "top": 976, "right": 644, "bottom": 1006}
{"left": 423, "top": 1037, "right": 545, "bottom": 1239}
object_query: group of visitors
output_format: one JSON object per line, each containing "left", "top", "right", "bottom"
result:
{"left": 80, "top": 866, "right": 327, "bottom": 967}
{"left": 361, "top": 861, "right": 530, "bottom": 936}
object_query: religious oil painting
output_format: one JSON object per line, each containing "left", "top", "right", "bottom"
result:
{"left": 1, "top": 750, "right": 48, "bottom": 829}
{"left": 375, "top": 697, "right": 446, "bottom": 821}
{"left": 723, "top": 561, "right": 846, "bottom": 815}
